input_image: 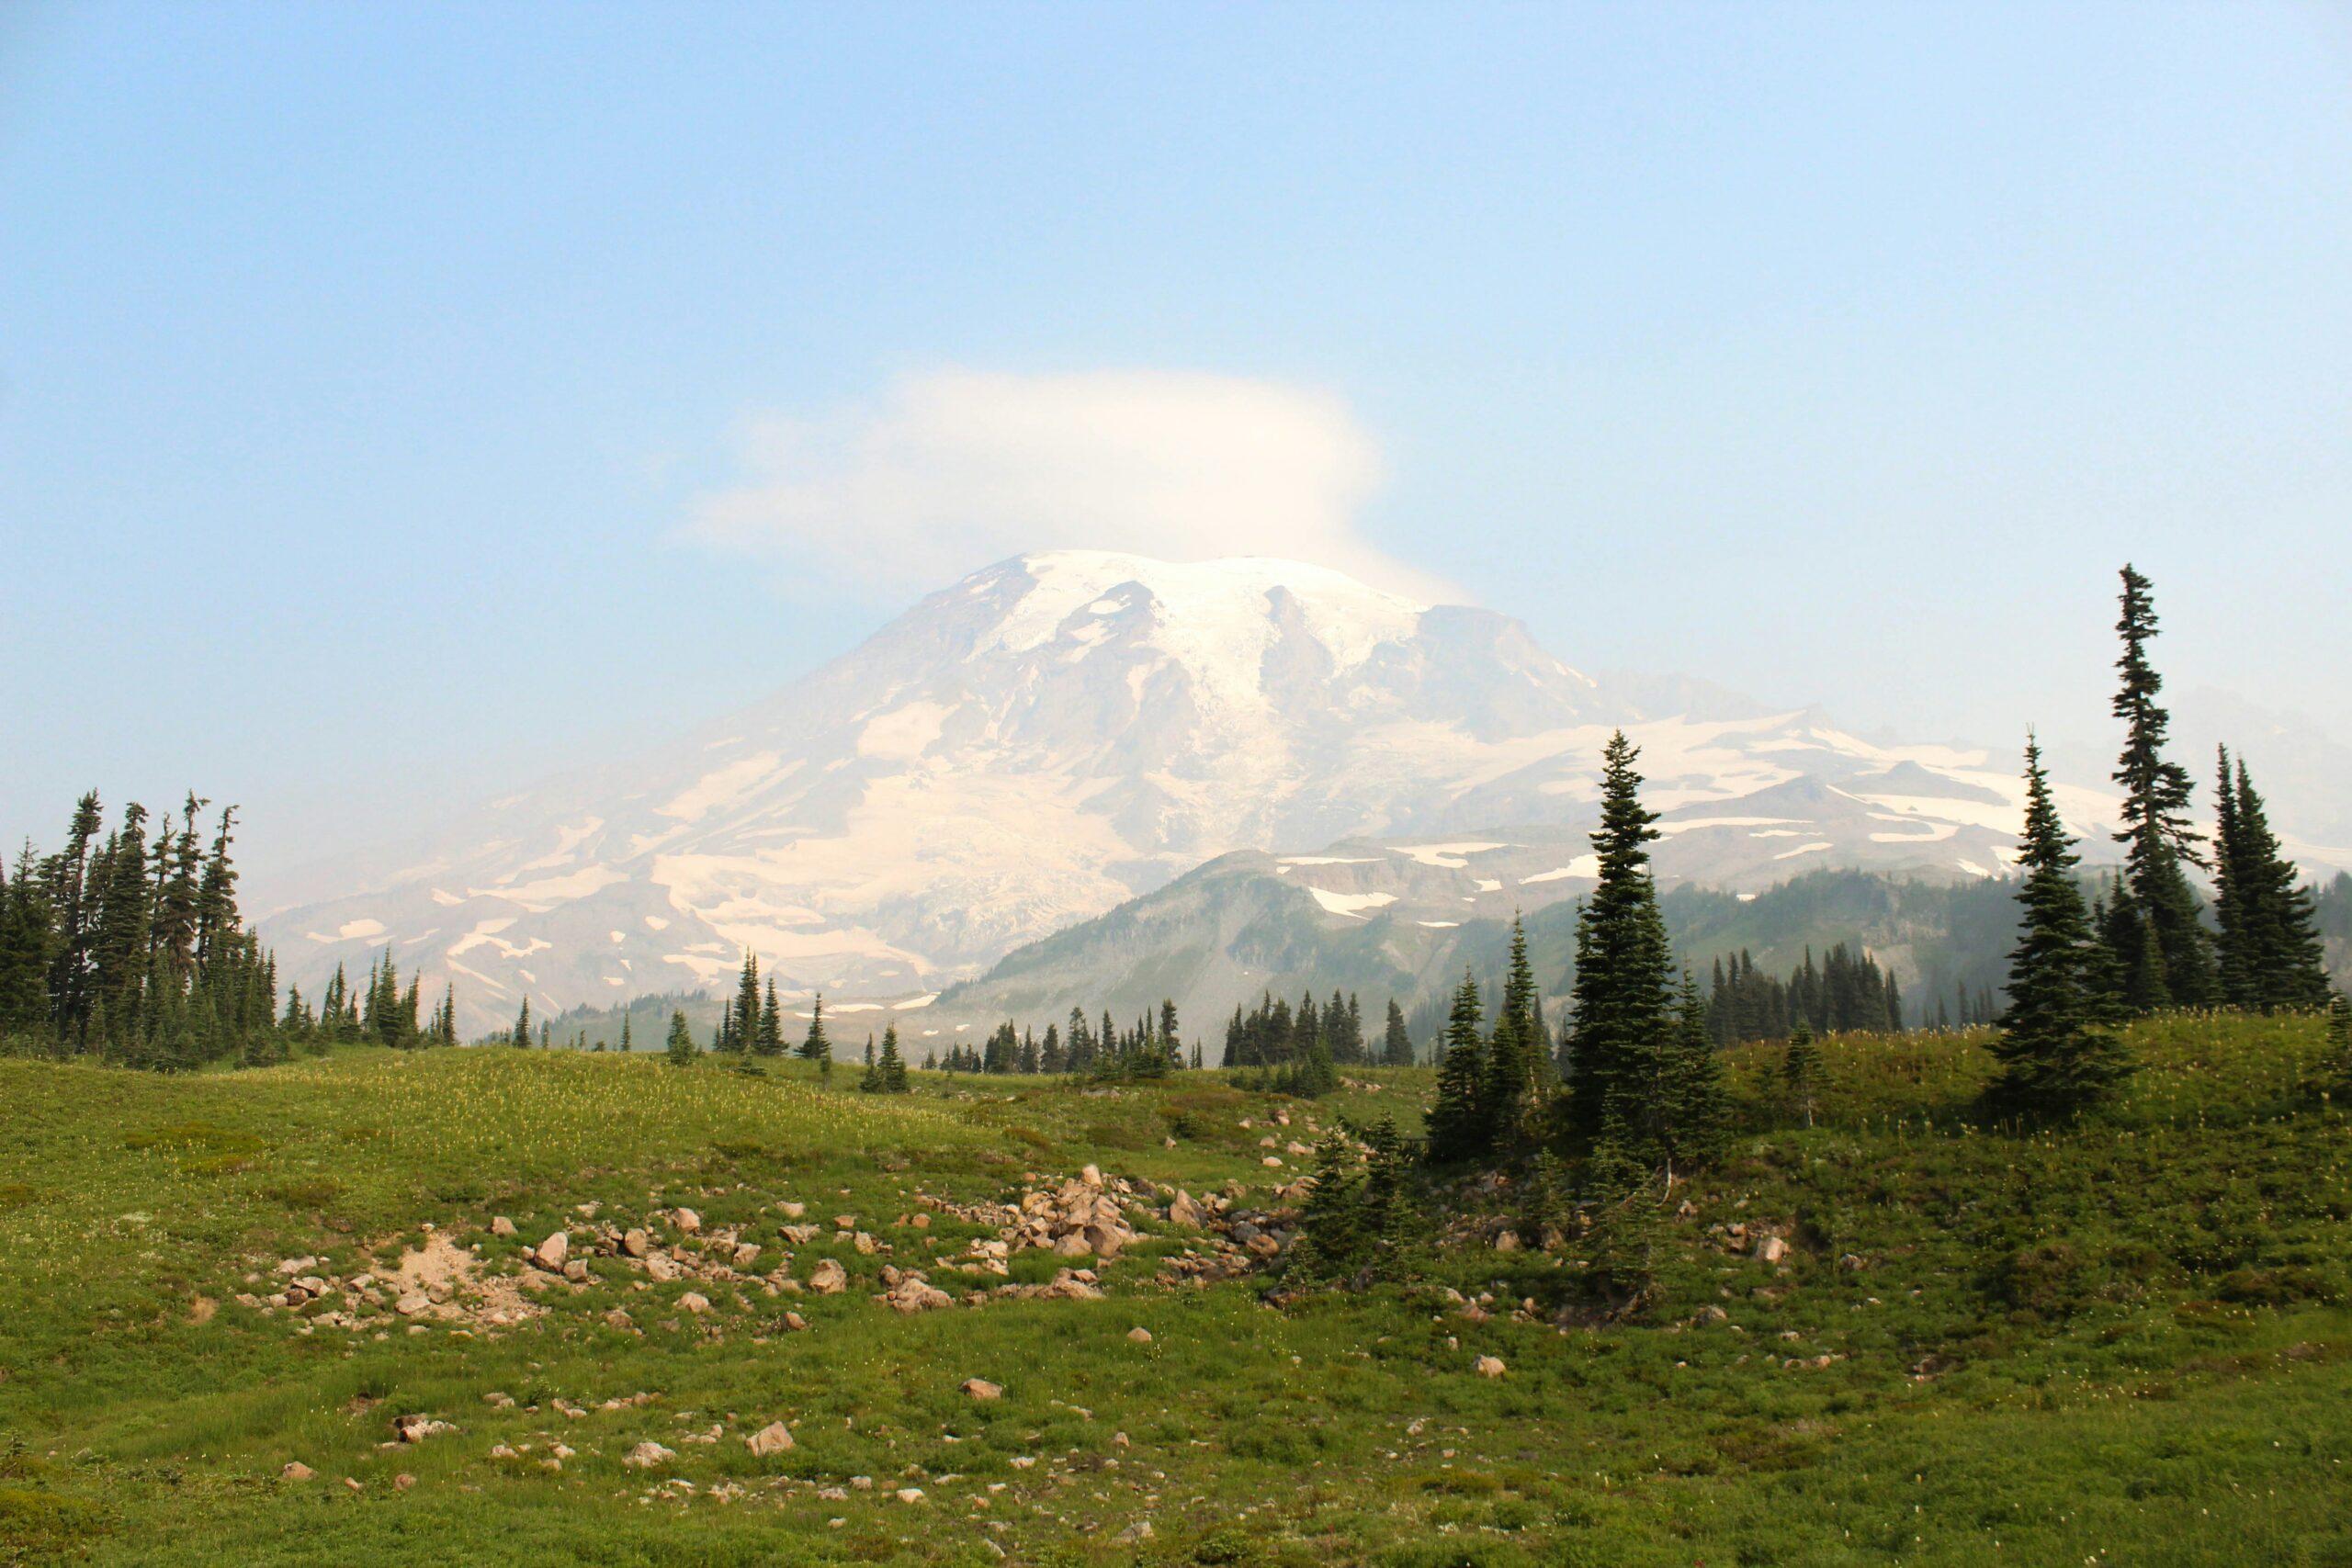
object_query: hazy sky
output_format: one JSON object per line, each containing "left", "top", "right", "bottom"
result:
{"left": 5, "top": 3, "right": 2348, "bottom": 889}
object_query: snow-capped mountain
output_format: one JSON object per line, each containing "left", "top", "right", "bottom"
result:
{"left": 263, "top": 550, "right": 2141, "bottom": 1032}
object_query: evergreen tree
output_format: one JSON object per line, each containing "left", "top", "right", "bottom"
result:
{"left": 878, "top": 1023, "right": 910, "bottom": 1092}
{"left": 1988, "top": 734, "right": 2135, "bottom": 1122}
{"left": 0, "top": 848, "right": 55, "bottom": 1042}
{"left": 1296, "top": 1128, "right": 1366, "bottom": 1277}
{"left": 193, "top": 805, "right": 240, "bottom": 975}
{"left": 725, "top": 951, "right": 759, "bottom": 1055}
{"left": 43, "top": 792, "right": 105, "bottom": 1044}
{"left": 1425, "top": 971, "right": 1488, "bottom": 1163}
{"left": 2108, "top": 566, "right": 2215, "bottom": 1008}
{"left": 2318, "top": 990, "right": 2352, "bottom": 1103}
{"left": 663, "top": 1008, "right": 696, "bottom": 1066}
{"left": 798, "top": 994, "right": 832, "bottom": 1076}
{"left": 1382, "top": 998, "right": 1413, "bottom": 1066}
{"left": 757, "top": 977, "right": 786, "bottom": 1055}
{"left": 1660, "top": 970, "right": 1733, "bottom": 1170}
{"left": 1482, "top": 915, "right": 1543, "bottom": 1146}
{"left": 2214, "top": 751, "right": 2330, "bottom": 1011}
{"left": 618, "top": 1010, "right": 633, "bottom": 1053}
{"left": 512, "top": 996, "right": 532, "bottom": 1049}
{"left": 1781, "top": 1020, "right": 1823, "bottom": 1129}
{"left": 1564, "top": 732, "right": 1675, "bottom": 1156}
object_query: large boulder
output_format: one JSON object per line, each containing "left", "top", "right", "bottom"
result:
{"left": 809, "top": 1258, "right": 849, "bottom": 1294}
{"left": 961, "top": 1378, "right": 1002, "bottom": 1401}
{"left": 745, "top": 1421, "right": 795, "bottom": 1457}
{"left": 883, "top": 1275, "right": 956, "bottom": 1314}
{"left": 622, "top": 1441, "right": 675, "bottom": 1469}
{"left": 532, "top": 1232, "right": 570, "bottom": 1272}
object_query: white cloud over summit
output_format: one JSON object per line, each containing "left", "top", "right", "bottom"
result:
{"left": 686, "top": 368, "right": 1456, "bottom": 602}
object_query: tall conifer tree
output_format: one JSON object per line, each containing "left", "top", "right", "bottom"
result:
{"left": 2214, "top": 752, "right": 2329, "bottom": 1011}
{"left": 1425, "top": 971, "right": 1489, "bottom": 1163}
{"left": 1988, "top": 734, "right": 2134, "bottom": 1122}
{"left": 2108, "top": 566, "right": 2214, "bottom": 1008}
{"left": 1564, "top": 732, "right": 1676, "bottom": 1157}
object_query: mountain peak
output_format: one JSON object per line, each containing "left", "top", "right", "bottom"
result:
{"left": 956, "top": 550, "right": 1433, "bottom": 687}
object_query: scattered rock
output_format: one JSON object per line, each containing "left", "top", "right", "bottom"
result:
{"left": 1126, "top": 1326, "right": 1153, "bottom": 1344}
{"left": 1167, "top": 1190, "right": 1204, "bottom": 1228}
{"left": 809, "top": 1258, "right": 849, "bottom": 1294}
{"left": 1115, "top": 1520, "right": 1154, "bottom": 1544}
{"left": 490, "top": 1217, "right": 517, "bottom": 1238}
{"left": 673, "top": 1209, "right": 702, "bottom": 1234}
{"left": 896, "top": 1487, "right": 926, "bottom": 1504}
{"left": 620, "top": 1228, "right": 650, "bottom": 1258}
{"left": 678, "top": 1292, "right": 712, "bottom": 1315}
{"left": 1474, "top": 1356, "right": 1508, "bottom": 1379}
{"left": 1494, "top": 1230, "right": 1521, "bottom": 1253}
{"left": 1754, "top": 1235, "right": 1789, "bottom": 1265}
{"left": 745, "top": 1421, "right": 796, "bottom": 1457}
{"left": 392, "top": 1415, "right": 456, "bottom": 1443}
{"left": 783, "top": 1311, "right": 808, "bottom": 1332}
{"left": 623, "top": 1441, "right": 676, "bottom": 1469}
{"left": 883, "top": 1274, "right": 956, "bottom": 1314}
{"left": 280, "top": 1461, "right": 316, "bottom": 1482}
{"left": 394, "top": 1292, "right": 433, "bottom": 1317}
{"left": 393, "top": 1472, "right": 416, "bottom": 1492}
{"left": 1080, "top": 1164, "right": 1102, "bottom": 1189}
{"left": 961, "top": 1378, "right": 1003, "bottom": 1401}
{"left": 778, "top": 1201, "right": 806, "bottom": 1220}
{"left": 532, "top": 1232, "right": 571, "bottom": 1272}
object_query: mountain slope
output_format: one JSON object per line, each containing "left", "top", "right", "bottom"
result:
{"left": 264, "top": 551, "right": 2135, "bottom": 1032}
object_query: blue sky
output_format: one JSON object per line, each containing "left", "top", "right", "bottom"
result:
{"left": 4, "top": 3, "right": 2348, "bottom": 887}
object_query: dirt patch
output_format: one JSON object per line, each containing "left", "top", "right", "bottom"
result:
{"left": 382, "top": 1233, "right": 541, "bottom": 1328}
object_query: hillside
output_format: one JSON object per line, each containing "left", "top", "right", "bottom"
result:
{"left": 921, "top": 864, "right": 2035, "bottom": 1053}
{"left": 2, "top": 1016, "right": 2346, "bottom": 1566}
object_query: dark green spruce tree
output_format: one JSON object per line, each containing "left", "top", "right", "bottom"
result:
{"left": 1659, "top": 970, "right": 1733, "bottom": 1170}
{"left": 756, "top": 977, "right": 786, "bottom": 1055}
{"left": 1481, "top": 915, "right": 1543, "bottom": 1149}
{"left": 797, "top": 994, "right": 832, "bottom": 1076}
{"left": 663, "top": 1008, "right": 696, "bottom": 1066}
{"left": 1425, "top": 970, "right": 1488, "bottom": 1163}
{"left": 1987, "top": 734, "right": 2135, "bottom": 1122}
{"left": 1382, "top": 998, "right": 1414, "bottom": 1066}
{"left": 1562, "top": 731, "right": 1676, "bottom": 1158}
{"left": 2108, "top": 565, "right": 2214, "bottom": 1010}
{"left": 2213, "top": 749, "right": 2330, "bottom": 1012}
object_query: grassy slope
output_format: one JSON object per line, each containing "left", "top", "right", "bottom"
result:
{"left": 0, "top": 1018, "right": 2346, "bottom": 1567}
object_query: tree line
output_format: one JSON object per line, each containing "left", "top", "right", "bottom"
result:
{"left": 0, "top": 792, "right": 462, "bottom": 1068}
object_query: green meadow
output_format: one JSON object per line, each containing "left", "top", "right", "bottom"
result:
{"left": 1, "top": 1016, "right": 2346, "bottom": 1566}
